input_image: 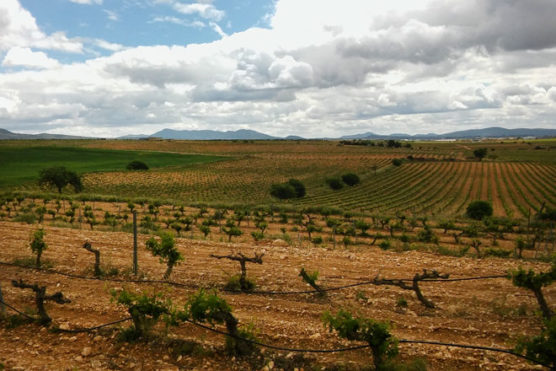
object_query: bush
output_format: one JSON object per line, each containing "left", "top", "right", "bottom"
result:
{"left": 145, "top": 232, "right": 183, "bottom": 279}
{"left": 287, "top": 179, "right": 306, "bottom": 198}
{"left": 392, "top": 158, "right": 403, "bottom": 166}
{"left": 184, "top": 290, "right": 257, "bottom": 356}
{"left": 225, "top": 274, "right": 255, "bottom": 292}
{"left": 270, "top": 183, "right": 296, "bottom": 199}
{"left": 341, "top": 173, "right": 360, "bottom": 186}
{"left": 515, "top": 317, "right": 556, "bottom": 369}
{"left": 126, "top": 160, "right": 149, "bottom": 170}
{"left": 323, "top": 310, "right": 398, "bottom": 370}
{"left": 30, "top": 228, "right": 47, "bottom": 268}
{"left": 326, "top": 177, "right": 343, "bottom": 190}
{"left": 466, "top": 200, "right": 493, "bottom": 220}
{"left": 110, "top": 288, "right": 173, "bottom": 341}
{"left": 270, "top": 179, "right": 306, "bottom": 199}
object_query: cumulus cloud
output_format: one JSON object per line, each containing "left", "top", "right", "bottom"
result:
{"left": 0, "top": 0, "right": 83, "bottom": 53}
{"left": 2, "top": 47, "right": 60, "bottom": 69}
{"left": 1, "top": 0, "right": 555, "bottom": 137}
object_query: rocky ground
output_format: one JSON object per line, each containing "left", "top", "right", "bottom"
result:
{"left": 0, "top": 221, "right": 553, "bottom": 370}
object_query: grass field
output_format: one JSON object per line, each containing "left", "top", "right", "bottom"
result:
{"left": 0, "top": 145, "right": 225, "bottom": 188}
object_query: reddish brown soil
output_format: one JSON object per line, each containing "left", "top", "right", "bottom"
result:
{"left": 0, "top": 221, "right": 554, "bottom": 370}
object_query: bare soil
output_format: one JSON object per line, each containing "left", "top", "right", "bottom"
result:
{"left": 0, "top": 221, "right": 553, "bottom": 370}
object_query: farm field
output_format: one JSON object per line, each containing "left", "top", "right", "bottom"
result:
{"left": 1, "top": 139, "right": 554, "bottom": 218}
{"left": 0, "top": 138, "right": 555, "bottom": 370}
{"left": 0, "top": 145, "right": 225, "bottom": 188}
{"left": 0, "top": 221, "right": 554, "bottom": 370}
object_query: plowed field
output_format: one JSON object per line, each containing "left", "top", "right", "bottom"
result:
{"left": 1, "top": 221, "right": 553, "bottom": 370}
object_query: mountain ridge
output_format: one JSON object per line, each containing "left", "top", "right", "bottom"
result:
{"left": 1, "top": 126, "right": 555, "bottom": 141}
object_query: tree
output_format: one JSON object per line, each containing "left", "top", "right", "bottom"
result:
{"left": 126, "top": 160, "right": 149, "bottom": 170}
{"left": 341, "top": 173, "right": 360, "bottom": 186}
{"left": 287, "top": 178, "right": 306, "bottom": 198}
{"left": 392, "top": 158, "right": 403, "bottom": 166}
{"left": 473, "top": 148, "right": 488, "bottom": 161}
{"left": 145, "top": 232, "right": 183, "bottom": 279}
{"left": 326, "top": 177, "right": 343, "bottom": 190}
{"left": 270, "top": 183, "right": 296, "bottom": 199}
{"left": 270, "top": 179, "right": 306, "bottom": 199}
{"left": 466, "top": 200, "right": 493, "bottom": 220}
{"left": 38, "top": 167, "right": 82, "bottom": 194}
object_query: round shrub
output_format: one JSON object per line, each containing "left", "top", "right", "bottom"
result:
{"left": 341, "top": 173, "right": 360, "bottom": 186}
{"left": 287, "top": 178, "right": 306, "bottom": 198}
{"left": 326, "top": 177, "right": 343, "bottom": 190}
{"left": 466, "top": 200, "right": 493, "bottom": 220}
{"left": 270, "top": 183, "right": 296, "bottom": 199}
{"left": 392, "top": 158, "right": 403, "bottom": 166}
{"left": 126, "top": 160, "right": 149, "bottom": 170}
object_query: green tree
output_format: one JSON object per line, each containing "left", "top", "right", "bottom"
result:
{"left": 473, "top": 148, "right": 488, "bottom": 161}
{"left": 326, "top": 177, "right": 343, "bottom": 190}
{"left": 466, "top": 200, "right": 493, "bottom": 220}
{"left": 270, "top": 183, "right": 296, "bottom": 199}
{"left": 287, "top": 178, "right": 306, "bottom": 198}
{"left": 342, "top": 173, "right": 360, "bottom": 186}
{"left": 38, "top": 167, "right": 82, "bottom": 194}
{"left": 145, "top": 232, "right": 183, "bottom": 279}
{"left": 392, "top": 158, "right": 403, "bottom": 166}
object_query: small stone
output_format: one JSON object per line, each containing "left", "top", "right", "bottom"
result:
{"left": 75, "top": 356, "right": 83, "bottom": 362}
{"left": 82, "top": 347, "right": 92, "bottom": 357}
{"left": 91, "top": 360, "right": 102, "bottom": 368}
{"left": 69, "top": 336, "right": 77, "bottom": 342}
{"left": 309, "top": 333, "right": 321, "bottom": 339}
{"left": 268, "top": 360, "right": 274, "bottom": 369}
{"left": 163, "top": 355, "right": 170, "bottom": 361}
{"left": 93, "top": 335, "right": 103, "bottom": 342}
{"left": 59, "top": 322, "right": 70, "bottom": 331}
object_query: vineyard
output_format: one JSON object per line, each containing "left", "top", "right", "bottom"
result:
{"left": 0, "top": 138, "right": 555, "bottom": 370}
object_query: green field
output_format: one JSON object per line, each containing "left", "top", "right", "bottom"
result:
{"left": 0, "top": 146, "right": 225, "bottom": 188}
{"left": 0, "top": 139, "right": 554, "bottom": 219}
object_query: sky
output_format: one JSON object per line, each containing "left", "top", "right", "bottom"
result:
{"left": 0, "top": 0, "right": 555, "bottom": 138}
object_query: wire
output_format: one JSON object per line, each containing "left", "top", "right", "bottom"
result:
{"left": 0, "top": 261, "right": 509, "bottom": 296}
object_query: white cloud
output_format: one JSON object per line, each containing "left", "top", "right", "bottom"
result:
{"left": 2, "top": 47, "right": 60, "bottom": 69}
{"left": 151, "top": 16, "right": 206, "bottom": 29}
{"left": 0, "top": 0, "right": 82, "bottom": 53}
{"left": 69, "top": 0, "right": 103, "bottom": 5}
{"left": 1, "top": 0, "right": 555, "bottom": 137}
{"left": 156, "top": 1, "right": 225, "bottom": 22}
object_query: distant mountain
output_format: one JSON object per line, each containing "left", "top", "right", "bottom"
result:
{"left": 149, "top": 128, "right": 277, "bottom": 140}
{"left": 118, "top": 134, "right": 151, "bottom": 140}
{"left": 2, "top": 126, "right": 555, "bottom": 141}
{"left": 0, "top": 128, "right": 89, "bottom": 140}
{"left": 437, "top": 127, "right": 556, "bottom": 139}
{"left": 341, "top": 127, "right": 556, "bottom": 140}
